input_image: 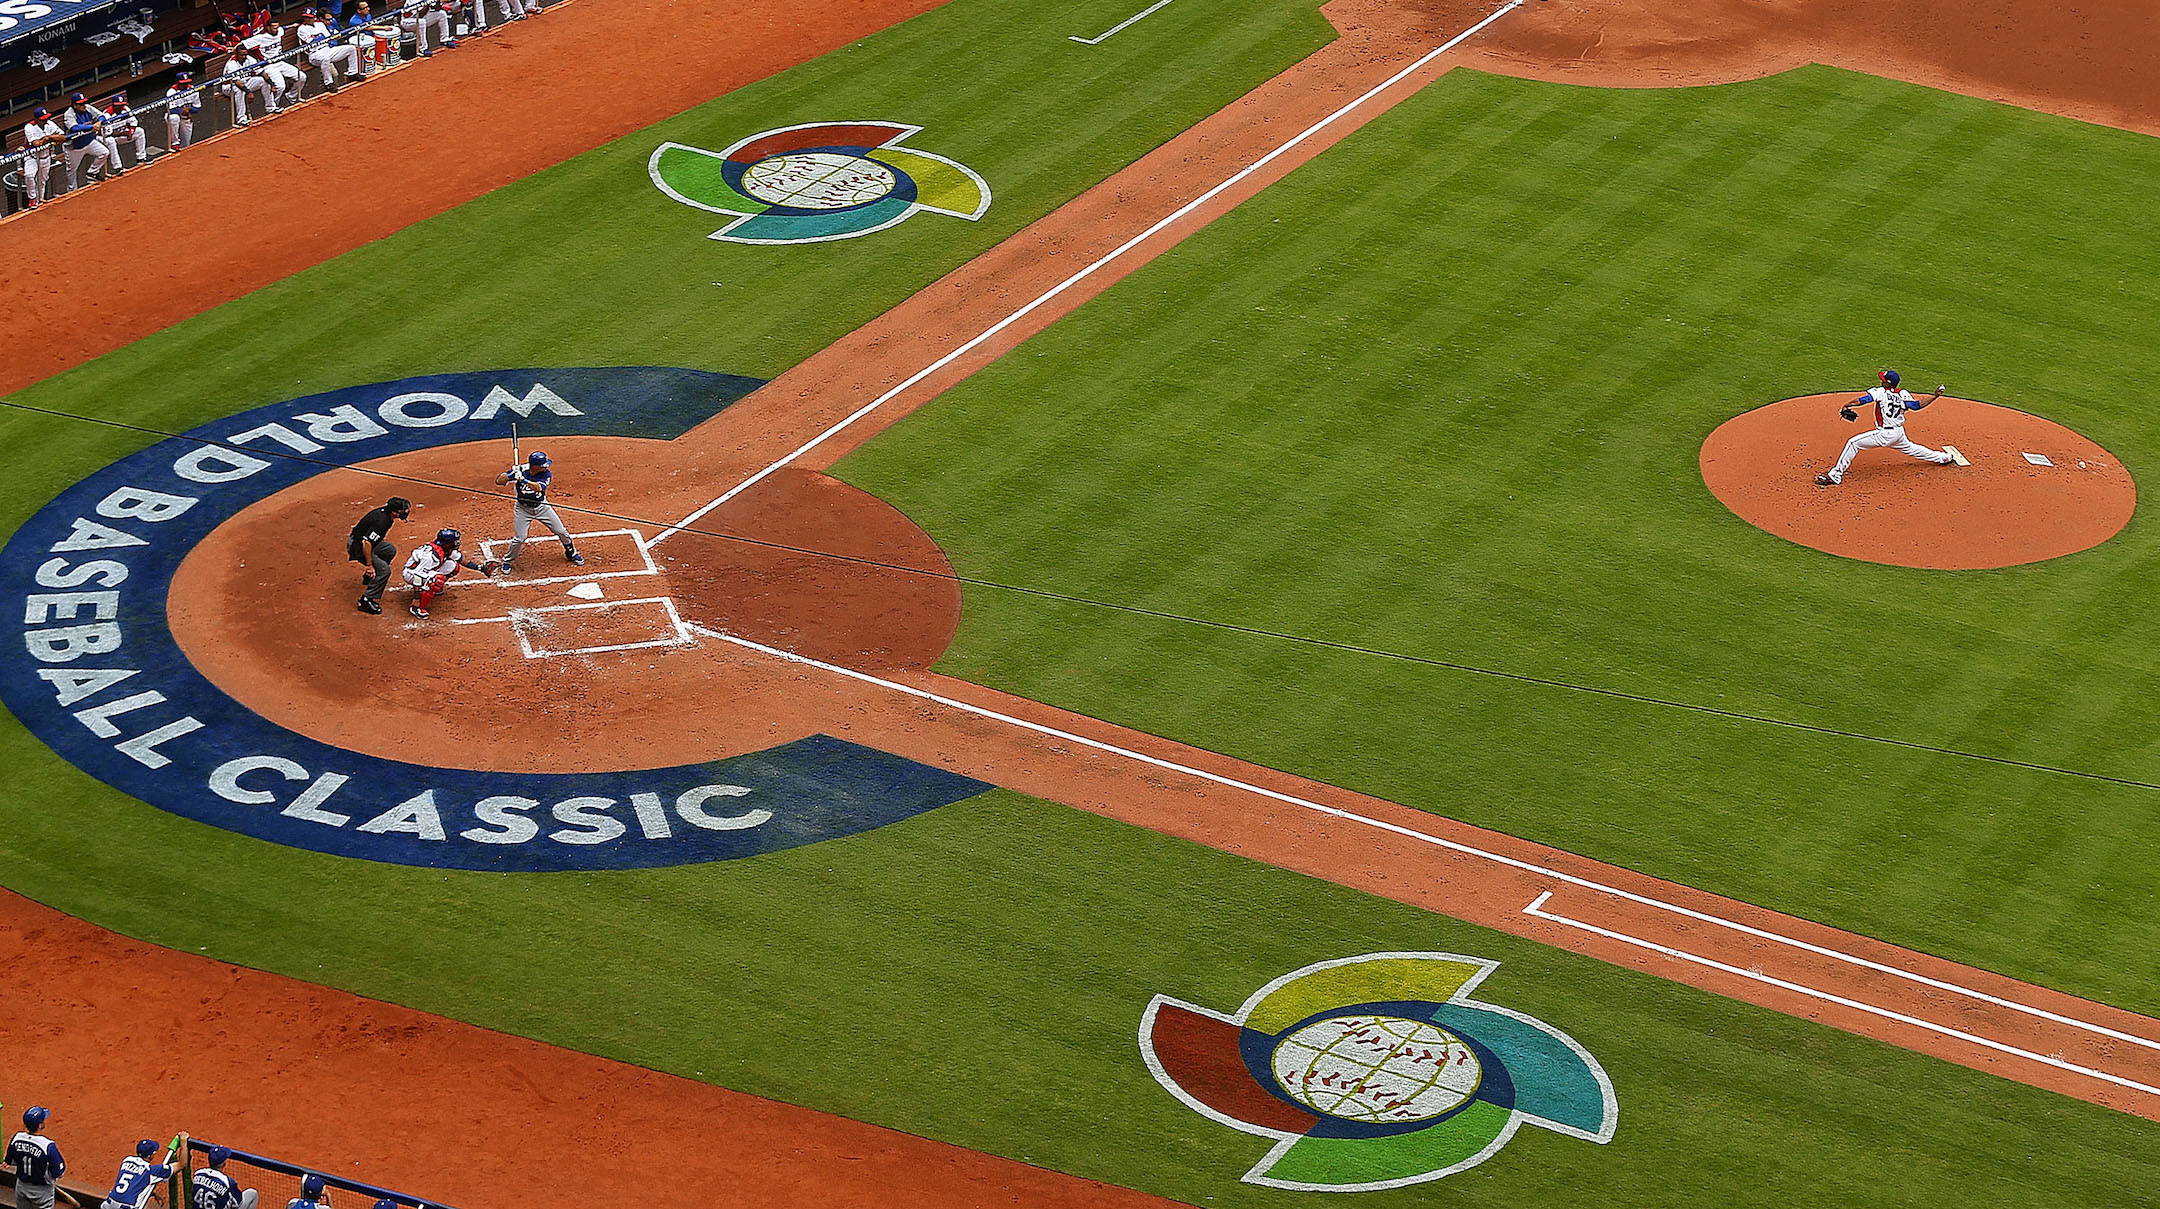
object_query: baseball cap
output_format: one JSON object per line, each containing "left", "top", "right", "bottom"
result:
{"left": 69, "top": 92, "right": 85, "bottom": 102}
{"left": 175, "top": 72, "right": 192, "bottom": 81}
{"left": 32, "top": 105, "right": 48, "bottom": 116}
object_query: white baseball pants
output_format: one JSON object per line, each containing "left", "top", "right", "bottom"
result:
{"left": 167, "top": 111, "right": 193, "bottom": 149}
{"left": 64, "top": 141, "right": 109, "bottom": 188}
{"left": 310, "top": 44, "right": 362, "bottom": 84}
{"left": 23, "top": 152, "right": 53, "bottom": 202}
{"left": 410, "top": 9, "right": 452, "bottom": 49}
{"left": 103, "top": 127, "right": 146, "bottom": 166}
{"left": 1828, "top": 425, "right": 1954, "bottom": 483}
{"left": 267, "top": 62, "right": 306, "bottom": 104}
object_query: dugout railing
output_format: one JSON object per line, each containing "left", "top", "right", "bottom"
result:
{"left": 181, "top": 1138, "right": 458, "bottom": 1209}
{"left": 0, "top": 0, "right": 548, "bottom": 218}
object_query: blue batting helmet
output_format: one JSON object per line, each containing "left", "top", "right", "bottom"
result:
{"left": 22, "top": 1107, "right": 47, "bottom": 1131}
{"left": 136, "top": 1140, "right": 158, "bottom": 1159}
{"left": 1879, "top": 369, "right": 1901, "bottom": 388}
{"left": 302, "top": 1174, "right": 326, "bottom": 1198}
{"left": 206, "top": 1147, "right": 231, "bottom": 1168}
{"left": 528, "top": 451, "right": 549, "bottom": 467}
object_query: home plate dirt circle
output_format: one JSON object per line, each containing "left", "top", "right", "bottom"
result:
{"left": 1701, "top": 394, "right": 2136, "bottom": 569}
{"left": 168, "top": 438, "right": 961, "bottom": 774}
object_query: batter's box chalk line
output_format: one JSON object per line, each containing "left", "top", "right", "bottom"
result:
{"left": 450, "top": 595, "right": 696, "bottom": 660}
{"left": 390, "top": 529, "right": 662, "bottom": 593}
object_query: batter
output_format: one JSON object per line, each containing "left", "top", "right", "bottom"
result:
{"left": 496, "top": 450, "right": 584, "bottom": 571}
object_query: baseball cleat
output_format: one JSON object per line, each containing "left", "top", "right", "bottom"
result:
{"left": 567, "top": 550, "right": 585, "bottom": 567}
{"left": 1814, "top": 474, "right": 1837, "bottom": 487}
{"left": 408, "top": 605, "right": 429, "bottom": 618}
{"left": 357, "top": 598, "right": 382, "bottom": 614}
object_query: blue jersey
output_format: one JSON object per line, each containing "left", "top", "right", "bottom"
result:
{"left": 107, "top": 1156, "right": 173, "bottom": 1208}
{"left": 286, "top": 1199, "right": 327, "bottom": 1209}
{"left": 6, "top": 1132, "right": 65, "bottom": 1184}
{"left": 65, "top": 119, "right": 102, "bottom": 150}
{"left": 512, "top": 466, "right": 552, "bottom": 508}
{"left": 191, "top": 1168, "right": 242, "bottom": 1209}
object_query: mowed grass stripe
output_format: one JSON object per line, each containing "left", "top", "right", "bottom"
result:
{"left": 838, "top": 66, "right": 2160, "bottom": 1008}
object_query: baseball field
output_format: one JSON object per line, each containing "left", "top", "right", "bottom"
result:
{"left": 3, "top": 0, "right": 2159, "bottom": 1205}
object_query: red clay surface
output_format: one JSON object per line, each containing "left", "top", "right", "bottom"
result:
{"left": 10, "top": 0, "right": 2160, "bottom": 1204}
{"left": 1702, "top": 394, "right": 2136, "bottom": 568}
{"left": 0, "top": 887, "right": 1179, "bottom": 1209}
{"left": 169, "top": 441, "right": 960, "bottom": 770}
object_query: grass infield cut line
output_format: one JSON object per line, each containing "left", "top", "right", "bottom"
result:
{"left": 1522, "top": 893, "right": 2160, "bottom": 1099}
{"left": 683, "top": 623, "right": 2160, "bottom": 1076}
{"left": 648, "top": 0, "right": 1530, "bottom": 549}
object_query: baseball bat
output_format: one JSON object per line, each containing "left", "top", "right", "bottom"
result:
{"left": 512, "top": 421, "right": 519, "bottom": 470}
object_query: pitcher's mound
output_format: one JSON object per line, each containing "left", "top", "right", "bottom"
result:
{"left": 1701, "top": 394, "right": 2134, "bottom": 570}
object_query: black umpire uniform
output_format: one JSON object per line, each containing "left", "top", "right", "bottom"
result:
{"left": 348, "top": 496, "right": 411, "bottom": 614}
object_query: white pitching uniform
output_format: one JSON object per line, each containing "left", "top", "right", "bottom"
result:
{"left": 1824, "top": 386, "right": 1956, "bottom": 484}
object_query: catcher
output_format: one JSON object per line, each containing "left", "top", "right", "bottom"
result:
{"left": 1814, "top": 369, "right": 1958, "bottom": 487}
{"left": 402, "top": 528, "right": 497, "bottom": 618}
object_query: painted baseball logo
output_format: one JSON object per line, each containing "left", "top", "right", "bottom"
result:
{"left": 1141, "top": 952, "right": 1615, "bottom": 1191}
{"left": 649, "top": 121, "right": 990, "bottom": 244}
{"left": 0, "top": 368, "right": 990, "bottom": 872}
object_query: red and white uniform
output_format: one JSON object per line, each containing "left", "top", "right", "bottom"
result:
{"left": 404, "top": 0, "right": 454, "bottom": 53}
{"left": 164, "top": 79, "right": 202, "bottom": 150}
{"left": 246, "top": 27, "right": 305, "bottom": 104}
{"left": 19, "top": 115, "right": 62, "bottom": 203}
{"left": 402, "top": 539, "right": 477, "bottom": 610}
{"left": 299, "top": 19, "right": 361, "bottom": 84}
{"left": 101, "top": 100, "right": 146, "bottom": 167}
{"left": 1825, "top": 386, "right": 1955, "bottom": 484}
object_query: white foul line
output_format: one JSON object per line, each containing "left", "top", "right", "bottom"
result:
{"left": 649, "top": 0, "right": 1527, "bottom": 549}
{"left": 1070, "top": 0, "right": 1179, "bottom": 45}
{"left": 1523, "top": 893, "right": 2160, "bottom": 1099}
{"left": 682, "top": 623, "right": 2160, "bottom": 1086}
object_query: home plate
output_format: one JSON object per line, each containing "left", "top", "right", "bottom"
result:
{"left": 567, "top": 582, "right": 605, "bottom": 600}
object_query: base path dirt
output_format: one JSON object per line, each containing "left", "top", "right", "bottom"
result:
{"left": 1702, "top": 394, "right": 2136, "bottom": 569}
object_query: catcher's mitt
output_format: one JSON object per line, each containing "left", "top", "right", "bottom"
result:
{"left": 1839, "top": 406, "right": 1858, "bottom": 422}
{"left": 480, "top": 559, "right": 502, "bottom": 576}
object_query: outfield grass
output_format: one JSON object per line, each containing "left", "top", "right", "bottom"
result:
{"left": 838, "top": 66, "right": 2160, "bottom": 1014}
{"left": 2, "top": 20, "right": 2157, "bottom": 1207}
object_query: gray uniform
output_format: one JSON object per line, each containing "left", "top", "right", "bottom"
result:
{"left": 502, "top": 461, "right": 580, "bottom": 568}
{"left": 6, "top": 1130, "right": 62, "bottom": 1209}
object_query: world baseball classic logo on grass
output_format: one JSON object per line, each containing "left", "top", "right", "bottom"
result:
{"left": 648, "top": 121, "right": 990, "bottom": 244}
{"left": 0, "top": 368, "right": 990, "bottom": 872}
{"left": 1141, "top": 953, "right": 1615, "bottom": 1191}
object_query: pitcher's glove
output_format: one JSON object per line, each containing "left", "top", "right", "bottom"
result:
{"left": 1839, "top": 406, "right": 1858, "bottom": 422}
